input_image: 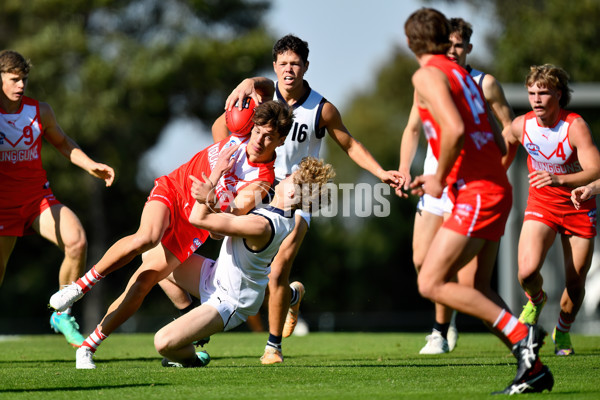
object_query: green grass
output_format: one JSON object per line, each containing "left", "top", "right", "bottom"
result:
{"left": 1, "top": 332, "right": 599, "bottom": 399}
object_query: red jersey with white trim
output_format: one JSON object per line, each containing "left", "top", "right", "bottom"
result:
{"left": 417, "top": 55, "right": 509, "bottom": 191}
{"left": 522, "top": 110, "right": 594, "bottom": 208}
{"left": 166, "top": 136, "right": 275, "bottom": 212}
{"left": 0, "top": 96, "right": 46, "bottom": 200}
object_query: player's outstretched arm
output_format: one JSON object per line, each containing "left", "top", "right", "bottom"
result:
{"left": 321, "top": 101, "right": 401, "bottom": 188}
{"left": 40, "top": 102, "right": 115, "bottom": 187}
{"left": 397, "top": 101, "right": 422, "bottom": 197}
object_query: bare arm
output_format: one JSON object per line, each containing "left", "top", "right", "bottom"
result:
{"left": 572, "top": 179, "right": 600, "bottom": 209}
{"left": 502, "top": 116, "right": 524, "bottom": 169}
{"left": 230, "top": 180, "right": 271, "bottom": 216}
{"left": 212, "top": 112, "right": 230, "bottom": 142}
{"left": 397, "top": 100, "right": 422, "bottom": 197}
{"left": 321, "top": 101, "right": 401, "bottom": 188}
{"left": 40, "top": 102, "right": 115, "bottom": 186}
{"left": 481, "top": 74, "right": 515, "bottom": 131}
{"left": 189, "top": 201, "right": 270, "bottom": 239}
{"left": 224, "top": 77, "right": 275, "bottom": 111}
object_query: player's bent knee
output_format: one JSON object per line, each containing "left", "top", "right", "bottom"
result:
{"left": 63, "top": 234, "right": 87, "bottom": 259}
{"left": 129, "top": 276, "right": 159, "bottom": 299}
{"left": 417, "top": 276, "right": 436, "bottom": 301}
{"left": 130, "top": 232, "right": 162, "bottom": 253}
{"left": 154, "top": 330, "right": 170, "bottom": 354}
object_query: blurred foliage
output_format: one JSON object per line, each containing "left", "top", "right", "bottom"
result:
{"left": 298, "top": 0, "right": 600, "bottom": 323}
{"left": 0, "top": 0, "right": 276, "bottom": 331}
{"left": 294, "top": 49, "right": 428, "bottom": 318}
{"left": 436, "top": 0, "right": 600, "bottom": 81}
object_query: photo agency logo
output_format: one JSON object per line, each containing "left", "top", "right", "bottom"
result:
{"left": 205, "top": 181, "right": 391, "bottom": 218}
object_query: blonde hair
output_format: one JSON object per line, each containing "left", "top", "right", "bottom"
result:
{"left": 526, "top": 64, "right": 572, "bottom": 108}
{"left": 292, "top": 157, "right": 336, "bottom": 212}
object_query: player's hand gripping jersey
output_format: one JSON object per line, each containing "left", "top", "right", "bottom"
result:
{"left": 149, "top": 136, "right": 275, "bottom": 262}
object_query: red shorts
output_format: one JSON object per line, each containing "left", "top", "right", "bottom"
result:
{"left": 524, "top": 198, "right": 596, "bottom": 239}
{"left": 148, "top": 176, "right": 209, "bottom": 263}
{"left": 444, "top": 184, "right": 512, "bottom": 241}
{"left": 0, "top": 183, "right": 60, "bottom": 236}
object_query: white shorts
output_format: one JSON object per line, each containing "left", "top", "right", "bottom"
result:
{"left": 416, "top": 189, "right": 453, "bottom": 217}
{"left": 198, "top": 258, "right": 248, "bottom": 331}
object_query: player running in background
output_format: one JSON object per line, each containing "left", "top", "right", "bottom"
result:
{"left": 397, "top": 17, "right": 515, "bottom": 354}
{"left": 155, "top": 157, "right": 335, "bottom": 368}
{"left": 220, "top": 34, "right": 402, "bottom": 364}
{"left": 405, "top": 8, "right": 552, "bottom": 394}
{"left": 49, "top": 101, "right": 293, "bottom": 369}
{"left": 0, "top": 50, "right": 115, "bottom": 347}
{"left": 504, "top": 64, "right": 600, "bottom": 356}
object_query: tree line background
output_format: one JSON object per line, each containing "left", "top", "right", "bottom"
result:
{"left": 1, "top": 0, "right": 599, "bottom": 335}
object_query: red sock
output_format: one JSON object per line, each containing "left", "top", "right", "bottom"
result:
{"left": 557, "top": 312, "right": 574, "bottom": 333}
{"left": 526, "top": 290, "right": 545, "bottom": 305}
{"left": 76, "top": 266, "right": 104, "bottom": 293}
{"left": 81, "top": 326, "right": 107, "bottom": 352}
{"left": 494, "top": 309, "right": 528, "bottom": 344}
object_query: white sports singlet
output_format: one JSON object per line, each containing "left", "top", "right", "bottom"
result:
{"left": 199, "top": 205, "right": 296, "bottom": 330}
{"left": 273, "top": 81, "right": 327, "bottom": 181}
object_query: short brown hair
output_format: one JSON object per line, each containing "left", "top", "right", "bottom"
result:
{"left": 449, "top": 18, "right": 473, "bottom": 44}
{"left": 405, "top": 8, "right": 451, "bottom": 56}
{"left": 0, "top": 50, "right": 32, "bottom": 75}
{"left": 526, "top": 64, "right": 572, "bottom": 108}
{"left": 252, "top": 100, "right": 294, "bottom": 138}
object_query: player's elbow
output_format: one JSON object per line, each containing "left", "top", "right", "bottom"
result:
{"left": 188, "top": 213, "right": 202, "bottom": 228}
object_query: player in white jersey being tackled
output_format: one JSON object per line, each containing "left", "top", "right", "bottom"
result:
{"left": 0, "top": 50, "right": 115, "bottom": 347}
{"left": 49, "top": 101, "right": 294, "bottom": 369}
{"left": 504, "top": 64, "right": 600, "bottom": 356}
{"left": 155, "top": 156, "right": 335, "bottom": 368}
{"left": 219, "top": 34, "right": 402, "bottom": 364}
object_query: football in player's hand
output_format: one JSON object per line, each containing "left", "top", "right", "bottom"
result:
{"left": 225, "top": 97, "right": 256, "bottom": 136}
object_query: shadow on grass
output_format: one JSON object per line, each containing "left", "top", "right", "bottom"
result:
{"left": 0, "top": 383, "right": 168, "bottom": 394}
{"left": 0, "top": 356, "right": 160, "bottom": 365}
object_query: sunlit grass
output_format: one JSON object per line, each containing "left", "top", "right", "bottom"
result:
{"left": 1, "top": 332, "right": 599, "bottom": 399}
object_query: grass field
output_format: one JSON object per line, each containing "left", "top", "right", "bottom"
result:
{"left": 1, "top": 332, "right": 599, "bottom": 399}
